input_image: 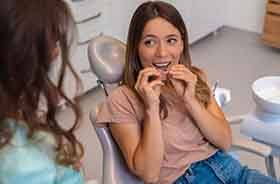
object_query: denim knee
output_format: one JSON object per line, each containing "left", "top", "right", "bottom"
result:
{"left": 240, "top": 166, "right": 279, "bottom": 184}
{"left": 174, "top": 150, "right": 279, "bottom": 184}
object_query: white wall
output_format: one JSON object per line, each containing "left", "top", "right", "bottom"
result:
{"left": 225, "top": 0, "right": 267, "bottom": 33}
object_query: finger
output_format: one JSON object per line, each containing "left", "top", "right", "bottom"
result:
{"left": 135, "top": 69, "right": 147, "bottom": 90}
{"left": 169, "top": 78, "right": 185, "bottom": 94}
{"left": 170, "top": 69, "right": 196, "bottom": 79}
{"left": 152, "top": 82, "right": 163, "bottom": 96}
{"left": 136, "top": 68, "right": 158, "bottom": 89}
{"left": 169, "top": 70, "right": 191, "bottom": 79}
{"left": 136, "top": 69, "right": 160, "bottom": 92}
{"left": 170, "top": 73, "right": 196, "bottom": 85}
{"left": 140, "top": 69, "right": 160, "bottom": 85}
{"left": 170, "top": 73, "right": 188, "bottom": 81}
{"left": 173, "top": 73, "right": 195, "bottom": 82}
{"left": 169, "top": 77, "right": 184, "bottom": 84}
{"left": 170, "top": 64, "right": 188, "bottom": 69}
{"left": 148, "top": 79, "right": 164, "bottom": 92}
{"left": 147, "top": 78, "right": 164, "bottom": 87}
{"left": 137, "top": 68, "right": 152, "bottom": 85}
{"left": 169, "top": 78, "right": 181, "bottom": 87}
{"left": 154, "top": 83, "right": 163, "bottom": 95}
{"left": 169, "top": 64, "right": 194, "bottom": 75}
{"left": 169, "top": 66, "right": 191, "bottom": 74}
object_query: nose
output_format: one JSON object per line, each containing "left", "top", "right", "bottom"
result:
{"left": 156, "top": 42, "right": 168, "bottom": 57}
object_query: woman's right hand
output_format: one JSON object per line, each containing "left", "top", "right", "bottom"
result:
{"left": 135, "top": 67, "right": 164, "bottom": 109}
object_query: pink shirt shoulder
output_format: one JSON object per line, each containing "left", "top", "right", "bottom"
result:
{"left": 96, "top": 85, "right": 144, "bottom": 125}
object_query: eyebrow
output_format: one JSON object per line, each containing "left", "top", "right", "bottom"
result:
{"left": 142, "top": 33, "right": 180, "bottom": 39}
{"left": 166, "top": 34, "right": 180, "bottom": 38}
{"left": 142, "top": 34, "right": 156, "bottom": 39}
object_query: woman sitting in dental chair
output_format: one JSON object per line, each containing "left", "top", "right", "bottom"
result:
{"left": 0, "top": 0, "right": 85, "bottom": 183}
{"left": 96, "top": 1, "right": 279, "bottom": 184}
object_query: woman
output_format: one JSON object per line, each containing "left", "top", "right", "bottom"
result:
{"left": 0, "top": 0, "right": 85, "bottom": 183}
{"left": 96, "top": 1, "right": 279, "bottom": 184}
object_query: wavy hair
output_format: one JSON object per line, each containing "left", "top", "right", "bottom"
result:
{"left": 0, "top": 0, "right": 84, "bottom": 166}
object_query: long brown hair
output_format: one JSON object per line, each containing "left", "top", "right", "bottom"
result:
{"left": 0, "top": 0, "right": 83, "bottom": 166}
{"left": 123, "top": 1, "right": 211, "bottom": 116}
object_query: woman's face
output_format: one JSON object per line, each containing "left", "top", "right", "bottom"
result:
{"left": 138, "top": 17, "right": 184, "bottom": 80}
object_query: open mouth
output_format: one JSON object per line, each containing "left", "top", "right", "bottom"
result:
{"left": 152, "top": 62, "right": 171, "bottom": 71}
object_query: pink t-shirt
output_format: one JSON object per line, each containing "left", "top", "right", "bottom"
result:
{"left": 96, "top": 85, "right": 216, "bottom": 184}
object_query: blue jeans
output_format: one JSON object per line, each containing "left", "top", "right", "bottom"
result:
{"left": 174, "top": 150, "right": 279, "bottom": 184}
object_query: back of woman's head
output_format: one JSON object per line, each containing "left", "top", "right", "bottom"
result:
{"left": 0, "top": 0, "right": 83, "bottom": 166}
{"left": 123, "top": 1, "right": 191, "bottom": 88}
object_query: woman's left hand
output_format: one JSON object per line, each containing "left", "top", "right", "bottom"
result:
{"left": 168, "top": 64, "right": 197, "bottom": 102}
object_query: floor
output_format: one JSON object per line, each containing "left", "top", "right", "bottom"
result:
{"left": 65, "top": 26, "right": 280, "bottom": 183}
{"left": 191, "top": 26, "right": 280, "bottom": 117}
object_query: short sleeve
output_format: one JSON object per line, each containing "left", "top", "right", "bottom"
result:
{"left": 0, "top": 119, "right": 85, "bottom": 184}
{"left": 55, "top": 165, "right": 84, "bottom": 184}
{"left": 96, "top": 86, "right": 142, "bottom": 125}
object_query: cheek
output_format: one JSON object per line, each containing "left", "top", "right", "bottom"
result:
{"left": 170, "top": 49, "right": 183, "bottom": 64}
{"left": 138, "top": 47, "right": 154, "bottom": 68}
{"left": 174, "top": 45, "right": 184, "bottom": 63}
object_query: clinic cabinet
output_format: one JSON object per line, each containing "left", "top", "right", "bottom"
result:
{"left": 262, "top": 0, "right": 280, "bottom": 48}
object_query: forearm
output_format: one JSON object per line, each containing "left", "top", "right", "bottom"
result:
{"left": 184, "top": 98, "right": 232, "bottom": 151}
{"left": 133, "top": 109, "right": 164, "bottom": 182}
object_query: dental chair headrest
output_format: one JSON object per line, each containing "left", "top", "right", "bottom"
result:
{"left": 88, "top": 35, "right": 126, "bottom": 84}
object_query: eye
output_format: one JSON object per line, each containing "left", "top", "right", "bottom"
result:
{"left": 167, "top": 37, "right": 178, "bottom": 45}
{"left": 143, "top": 39, "right": 156, "bottom": 47}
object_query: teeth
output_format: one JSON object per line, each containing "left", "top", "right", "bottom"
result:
{"left": 153, "top": 62, "right": 170, "bottom": 68}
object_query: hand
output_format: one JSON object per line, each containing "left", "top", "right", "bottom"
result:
{"left": 168, "top": 64, "right": 197, "bottom": 102}
{"left": 135, "top": 67, "right": 164, "bottom": 109}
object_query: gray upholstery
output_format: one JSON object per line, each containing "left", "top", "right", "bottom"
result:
{"left": 88, "top": 35, "right": 143, "bottom": 184}
{"left": 88, "top": 35, "right": 126, "bottom": 84}
{"left": 90, "top": 110, "right": 143, "bottom": 184}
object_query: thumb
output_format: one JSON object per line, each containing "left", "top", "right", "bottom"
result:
{"left": 170, "top": 78, "right": 179, "bottom": 88}
{"left": 150, "top": 80, "right": 164, "bottom": 95}
{"left": 154, "top": 84, "right": 162, "bottom": 94}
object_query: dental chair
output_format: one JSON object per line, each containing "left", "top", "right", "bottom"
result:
{"left": 88, "top": 35, "right": 275, "bottom": 184}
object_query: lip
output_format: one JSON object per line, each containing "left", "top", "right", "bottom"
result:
{"left": 152, "top": 62, "right": 171, "bottom": 70}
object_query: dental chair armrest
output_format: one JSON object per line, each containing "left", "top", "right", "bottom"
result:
{"left": 229, "top": 115, "right": 272, "bottom": 157}
{"left": 214, "top": 87, "right": 231, "bottom": 108}
{"left": 231, "top": 137, "right": 272, "bottom": 158}
{"left": 227, "top": 115, "right": 247, "bottom": 125}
